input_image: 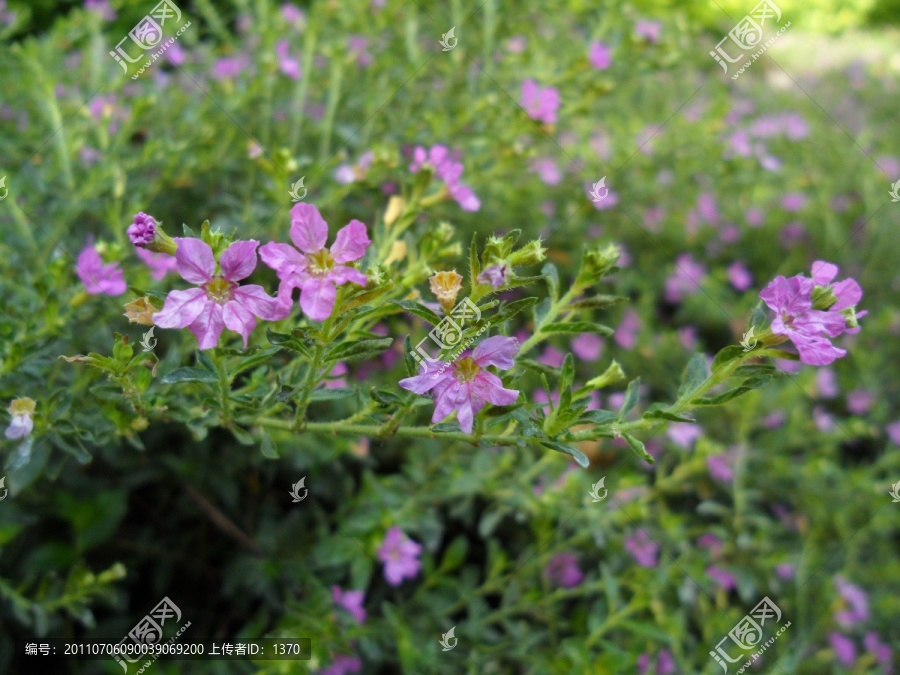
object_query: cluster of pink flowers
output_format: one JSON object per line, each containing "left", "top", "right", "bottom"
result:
{"left": 520, "top": 80, "right": 560, "bottom": 124}
{"left": 759, "top": 261, "right": 864, "bottom": 366}
{"left": 408, "top": 144, "right": 480, "bottom": 211}
{"left": 120, "top": 205, "right": 372, "bottom": 350}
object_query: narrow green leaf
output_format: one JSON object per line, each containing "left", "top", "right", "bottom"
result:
{"left": 389, "top": 299, "right": 442, "bottom": 326}
{"left": 260, "top": 429, "right": 279, "bottom": 459}
{"left": 469, "top": 234, "right": 481, "bottom": 284}
{"left": 232, "top": 347, "right": 281, "bottom": 377}
{"left": 617, "top": 377, "right": 641, "bottom": 421}
{"left": 542, "top": 263, "right": 559, "bottom": 301}
{"left": 578, "top": 409, "right": 617, "bottom": 425}
{"left": 325, "top": 337, "right": 393, "bottom": 363}
{"left": 642, "top": 404, "right": 695, "bottom": 423}
{"left": 540, "top": 440, "right": 590, "bottom": 468}
{"left": 622, "top": 433, "right": 654, "bottom": 463}
{"left": 678, "top": 354, "right": 709, "bottom": 399}
{"left": 160, "top": 367, "right": 218, "bottom": 384}
{"left": 308, "top": 387, "right": 356, "bottom": 401}
{"left": 711, "top": 345, "right": 745, "bottom": 373}
{"left": 568, "top": 294, "right": 627, "bottom": 310}
{"left": 541, "top": 321, "right": 614, "bottom": 335}
{"left": 403, "top": 335, "right": 419, "bottom": 376}
{"left": 559, "top": 353, "right": 575, "bottom": 392}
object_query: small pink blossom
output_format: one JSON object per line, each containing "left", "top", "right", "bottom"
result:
{"left": 706, "top": 566, "right": 737, "bottom": 591}
{"left": 408, "top": 144, "right": 480, "bottom": 211}
{"left": 537, "top": 345, "right": 565, "bottom": 368}
{"left": 529, "top": 157, "right": 562, "bottom": 185}
{"left": 624, "top": 530, "right": 659, "bottom": 568}
{"left": 667, "top": 422, "right": 701, "bottom": 450}
{"left": 520, "top": 80, "right": 560, "bottom": 124}
{"left": 634, "top": 20, "right": 662, "bottom": 42}
{"left": 571, "top": 334, "right": 603, "bottom": 361}
{"left": 476, "top": 264, "right": 512, "bottom": 290}
{"left": 399, "top": 336, "right": 520, "bottom": 433}
{"left": 319, "top": 654, "right": 362, "bottom": 675}
{"left": 377, "top": 527, "right": 422, "bottom": 586}
{"left": 545, "top": 553, "right": 584, "bottom": 588}
{"left": 331, "top": 586, "right": 366, "bottom": 624}
{"left": 276, "top": 41, "right": 301, "bottom": 79}
{"left": 76, "top": 244, "right": 127, "bottom": 296}
{"left": 153, "top": 238, "right": 286, "bottom": 350}
{"left": 260, "top": 204, "right": 371, "bottom": 321}
{"left": 727, "top": 261, "right": 753, "bottom": 292}
{"left": 829, "top": 632, "right": 857, "bottom": 667}
{"left": 588, "top": 41, "right": 612, "bottom": 69}
{"left": 614, "top": 309, "right": 641, "bottom": 350}
{"left": 665, "top": 254, "right": 707, "bottom": 303}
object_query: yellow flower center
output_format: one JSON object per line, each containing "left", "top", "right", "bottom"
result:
{"left": 306, "top": 249, "right": 335, "bottom": 277}
{"left": 453, "top": 356, "right": 480, "bottom": 383}
{"left": 203, "top": 276, "right": 237, "bottom": 304}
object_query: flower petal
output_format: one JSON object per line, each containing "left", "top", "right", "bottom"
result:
{"left": 474, "top": 371, "right": 520, "bottom": 407}
{"left": 810, "top": 261, "right": 838, "bottom": 286}
{"left": 331, "top": 219, "right": 371, "bottom": 263}
{"left": 220, "top": 240, "right": 259, "bottom": 281}
{"left": 153, "top": 288, "right": 208, "bottom": 328}
{"left": 473, "top": 335, "right": 520, "bottom": 370}
{"left": 329, "top": 265, "right": 368, "bottom": 287}
{"left": 223, "top": 299, "right": 256, "bottom": 348}
{"left": 174, "top": 237, "right": 215, "bottom": 284}
{"left": 233, "top": 284, "right": 290, "bottom": 321}
{"left": 830, "top": 278, "right": 862, "bottom": 311}
{"left": 259, "top": 242, "right": 306, "bottom": 275}
{"left": 188, "top": 302, "right": 226, "bottom": 350}
{"left": 299, "top": 278, "right": 337, "bottom": 321}
{"left": 289, "top": 203, "right": 329, "bottom": 253}
{"left": 399, "top": 361, "right": 452, "bottom": 395}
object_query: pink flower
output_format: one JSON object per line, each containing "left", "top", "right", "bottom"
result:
{"left": 571, "top": 334, "right": 603, "bottom": 361}
{"left": 886, "top": 420, "right": 900, "bottom": 446}
{"left": 476, "top": 264, "right": 512, "bottom": 290}
{"left": 136, "top": 248, "right": 177, "bottom": 280}
{"left": 529, "top": 158, "right": 562, "bottom": 185}
{"left": 781, "top": 192, "right": 808, "bottom": 211}
{"left": 665, "top": 254, "right": 707, "bottom": 303}
{"left": 319, "top": 654, "right": 362, "bottom": 675}
{"left": 727, "top": 261, "right": 753, "bottom": 291}
{"left": 153, "top": 238, "right": 286, "bottom": 350}
{"left": 520, "top": 80, "right": 560, "bottom": 124}
{"left": 816, "top": 368, "right": 839, "bottom": 398}
{"left": 634, "top": 20, "right": 662, "bottom": 42}
{"left": 281, "top": 3, "right": 305, "bottom": 24}
{"left": 759, "top": 275, "right": 848, "bottom": 365}
{"left": 810, "top": 261, "right": 866, "bottom": 332}
{"left": 829, "top": 632, "right": 857, "bottom": 667}
{"left": 76, "top": 244, "right": 127, "bottom": 296}
{"left": 347, "top": 35, "right": 372, "bottom": 67}
{"left": 377, "top": 527, "right": 422, "bottom": 586}
{"left": 212, "top": 55, "right": 250, "bottom": 80}
{"left": 545, "top": 553, "right": 584, "bottom": 588}
{"left": 624, "top": 530, "right": 659, "bottom": 568}
{"left": 588, "top": 41, "right": 612, "bottom": 69}
{"left": 84, "top": 0, "right": 116, "bottom": 20}
{"left": 833, "top": 575, "right": 869, "bottom": 628}
{"left": 408, "top": 144, "right": 480, "bottom": 211}
{"left": 276, "top": 41, "right": 301, "bottom": 79}
{"left": 260, "top": 204, "right": 370, "bottom": 322}
{"left": 864, "top": 632, "right": 893, "bottom": 670}
{"left": 707, "top": 451, "right": 736, "bottom": 483}
{"left": 331, "top": 586, "right": 366, "bottom": 624}
{"left": 399, "top": 336, "right": 519, "bottom": 433}
{"left": 614, "top": 309, "right": 641, "bottom": 350}
{"left": 706, "top": 566, "right": 737, "bottom": 591}
{"left": 537, "top": 345, "right": 566, "bottom": 368}
{"left": 667, "top": 422, "right": 701, "bottom": 449}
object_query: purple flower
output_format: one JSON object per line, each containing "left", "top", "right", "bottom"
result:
{"left": 377, "top": 526, "right": 422, "bottom": 586}
{"left": 318, "top": 654, "right": 362, "bottom": 675}
{"left": 697, "top": 192, "right": 719, "bottom": 224}
{"left": 745, "top": 207, "right": 765, "bottom": 228}
{"left": 136, "top": 248, "right": 177, "bottom": 280}
{"left": 816, "top": 368, "right": 839, "bottom": 398}
{"left": 5, "top": 398, "right": 35, "bottom": 440}
{"left": 545, "top": 553, "right": 584, "bottom": 588}
{"left": 399, "top": 336, "right": 520, "bottom": 433}
{"left": 864, "top": 632, "right": 892, "bottom": 670}
{"left": 588, "top": 41, "right": 612, "bottom": 69}
{"left": 529, "top": 158, "right": 562, "bottom": 185}
{"left": 667, "top": 422, "right": 701, "bottom": 450}
{"left": 886, "top": 420, "right": 900, "bottom": 446}
{"left": 276, "top": 41, "right": 301, "bottom": 79}
{"left": 829, "top": 632, "right": 857, "bottom": 667}
{"left": 634, "top": 20, "right": 662, "bottom": 42}
{"left": 728, "top": 262, "right": 753, "bottom": 292}
{"left": 781, "top": 192, "right": 808, "bottom": 211}
{"left": 624, "top": 530, "right": 659, "bottom": 568}
{"left": 476, "top": 264, "right": 512, "bottom": 290}
{"left": 759, "top": 275, "right": 848, "bottom": 365}
{"left": 153, "top": 238, "right": 286, "bottom": 350}
{"left": 665, "top": 254, "right": 707, "bottom": 303}
{"left": 259, "top": 204, "right": 371, "bottom": 322}
{"left": 571, "top": 334, "right": 603, "bottom": 361}
{"left": 706, "top": 566, "right": 737, "bottom": 591}
{"left": 347, "top": 35, "right": 372, "bottom": 67}
{"left": 408, "top": 144, "right": 480, "bottom": 211}
{"left": 77, "top": 244, "right": 127, "bottom": 296}
{"left": 84, "top": 0, "right": 116, "bottom": 20}
{"left": 165, "top": 42, "right": 186, "bottom": 66}
{"left": 775, "top": 563, "right": 795, "bottom": 580}
{"left": 520, "top": 80, "right": 560, "bottom": 124}
{"left": 281, "top": 3, "right": 305, "bottom": 24}
{"left": 212, "top": 55, "right": 250, "bottom": 80}
{"left": 810, "top": 261, "right": 866, "bottom": 333}
{"left": 614, "top": 309, "right": 641, "bottom": 350}
{"left": 331, "top": 586, "right": 366, "bottom": 624}
{"left": 698, "top": 533, "right": 723, "bottom": 556}
{"left": 127, "top": 212, "right": 158, "bottom": 246}
{"left": 707, "top": 450, "right": 736, "bottom": 483}
{"left": 537, "top": 345, "right": 566, "bottom": 368}
{"left": 833, "top": 576, "right": 869, "bottom": 628}
{"left": 656, "top": 650, "right": 676, "bottom": 675}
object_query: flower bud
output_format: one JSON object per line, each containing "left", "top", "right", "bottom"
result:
{"left": 5, "top": 397, "right": 36, "bottom": 440}
{"left": 384, "top": 196, "right": 405, "bottom": 226}
{"left": 123, "top": 297, "right": 161, "bottom": 326}
{"left": 429, "top": 270, "right": 463, "bottom": 313}
{"left": 127, "top": 212, "right": 177, "bottom": 256}
{"left": 577, "top": 243, "right": 621, "bottom": 285}
{"left": 584, "top": 360, "right": 626, "bottom": 390}
{"left": 509, "top": 239, "right": 547, "bottom": 267}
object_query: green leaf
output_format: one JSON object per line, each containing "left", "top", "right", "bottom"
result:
{"left": 534, "top": 297, "right": 552, "bottom": 325}
{"left": 232, "top": 347, "right": 281, "bottom": 377}
{"left": 430, "top": 421, "right": 461, "bottom": 433}
{"left": 325, "top": 337, "right": 393, "bottom": 363}
{"left": 518, "top": 358, "right": 559, "bottom": 378}
{"left": 127, "top": 286, "right": 168, "bottom": 303}
{"left": 559, "top": 353, "right": 575, "bottom": 392}
{"left": 182, "top": 223, "right": 196, "bottom": 237}
{"left": 469, "top": 234, "right": 481, "bottom": 283}
{"left": 266, "top": 329, "right": 311, "bottom": 357}
{"left": 501, "top": 274, "right": 543, "bottom": 291}
{"left": 403, "top": 335, "right": 419, "bottom": 377}
{"left": 160, "top": 367, "right": 218, "bottom": 384}
{"left": 711, "top": 345, "right": 745, "bottom": 373}
{"left": 622, "top": 433, "right": 654, "bottom": 464}
{"left": 617, "top": 377, "right": 641, "bottom": 421}
{"left": 308, "top": 387, "right": 356, "bottom": 401}
{"left": 389, "top": 299, "right": 441, "bottom": 326}
{"left": 678, "top": 354, "right": 709, "bottom": 400}
{"left": 231, "top": 425, "right": 256, "bottom": 446}
{"left": 260, "top": 429, "right": 279, "bottom": 459}
{"left": 693, "top": 376, "right": 770, "bottom": 405}
{"left": 494, "top": 296, "right": 539, "bottom": 323}
{"left": 578, "top": 409, "right": 617, "bottom": 425}
{"left": 568, "top": 294, "right": 627, "bottom": 310}
{"left": 540, "top": 440, "right": 590, "bottom": 468}
{"left": 748, "top": 300, "right": 767, "bottom": 330}
{"left": 541, "top": 263, "right": 559, "bottom": 301}
{"left": 370, "top": 386, "right": 403, "bottom": 407}
{"left": 755, "top": 349, "right": 800, "bottom": 360}
{"left": 642, "top": 404, "right": 695, "bottom": 423}
{"left": 541, "top": 321, "right": 614, "bottom": 335}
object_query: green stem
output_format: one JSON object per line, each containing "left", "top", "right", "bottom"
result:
{"left": 517, "top": 282, "right": 586, "bottom": 357}
{"left": 318, "top": 56, "right": 344, "bottom": 163}
{"left": 212, "top": 350, "right": 233, "bottom": 425}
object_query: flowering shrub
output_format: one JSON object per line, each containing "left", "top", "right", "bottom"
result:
{"left": 0, "top": 0, "right": 898, "bottom": 673}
